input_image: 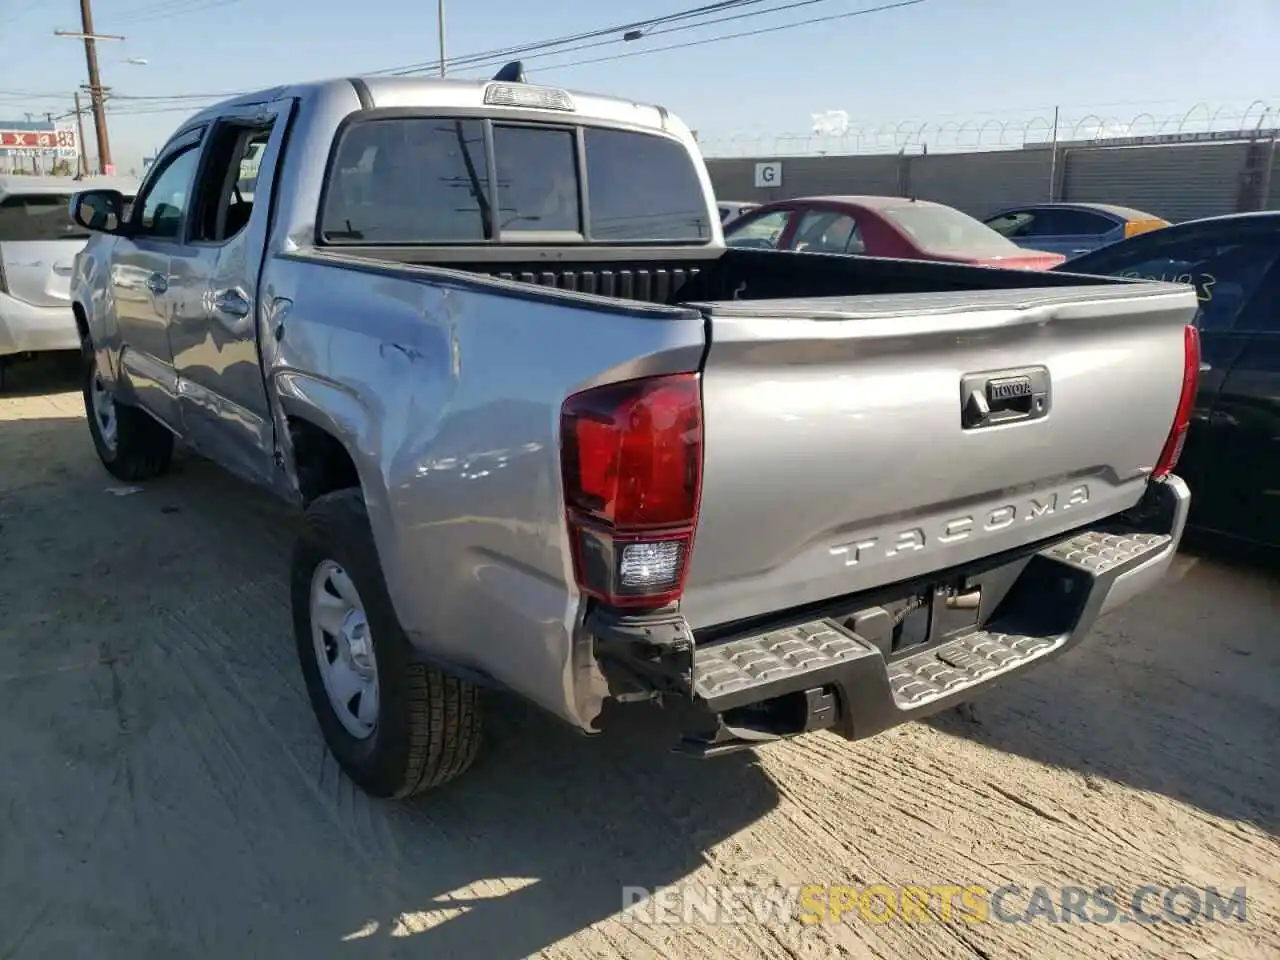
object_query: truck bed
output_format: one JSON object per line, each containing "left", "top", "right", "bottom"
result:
{"left": 356, "top": 245, "right": 1123, "bottom": 307}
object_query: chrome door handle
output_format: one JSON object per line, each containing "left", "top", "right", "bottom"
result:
{"left": 213, "top": 289, "right": 250, "bottom": 318}
{"left": 1199, "top": 362, "right": 1212, "bottom": 373}
{"left": 146, "top": 273, "right": 168, "bottom": 294}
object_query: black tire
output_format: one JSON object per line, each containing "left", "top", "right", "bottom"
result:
{"left": 292, "top": 488, "right": 482, "bottom": 798}
{"left": 83, "top": 353, "right": 173, "bottom": 482}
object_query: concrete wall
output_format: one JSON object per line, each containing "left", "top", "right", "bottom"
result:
{"left": 706, "top": 140, "right": 1280, "bottom": 222}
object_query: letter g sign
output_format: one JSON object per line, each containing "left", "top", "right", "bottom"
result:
{"left": 753, "top": 162, "right": 783, "bottom": 188}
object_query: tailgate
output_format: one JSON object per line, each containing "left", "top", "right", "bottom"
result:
{"left": 678, "top": 282, "right": 1199, "bottom": 630}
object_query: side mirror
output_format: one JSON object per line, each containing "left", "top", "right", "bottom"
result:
{"left": 70, "top": 189, "right": 128, "bottom": 235}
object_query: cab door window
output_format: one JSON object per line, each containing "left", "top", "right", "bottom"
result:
{"left": 133, "top": 145, "right": 202, "bottom": 240}
{"left": 190, "top": 120, "right": 276, "bottom": 243}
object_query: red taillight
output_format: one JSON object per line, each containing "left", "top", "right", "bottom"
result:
{"left": 1152, "top": 324, "right": 1200, "bottom": 480}
{"left": 560, "top": 373, "right": 703, "bottom": 608}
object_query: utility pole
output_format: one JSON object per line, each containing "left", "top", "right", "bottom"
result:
{"left": 74, "top": 92, "right": 90, "bottom": 178}
{"left": 438, "top": 0, "right": 446, "bottom": 76}
{"left": 53, "top": 2, "right": 125, "bottom": 175}
{"left": 43, "top": 112, "right": 55, "bottom": 175}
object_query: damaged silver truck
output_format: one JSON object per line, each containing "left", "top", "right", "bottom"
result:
{"left": 68, "top": 64, "right": 1201, "bottom": 799}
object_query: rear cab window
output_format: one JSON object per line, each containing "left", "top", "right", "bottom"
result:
{"left": 320, "top": 115, "right": 712, "bottom": 245}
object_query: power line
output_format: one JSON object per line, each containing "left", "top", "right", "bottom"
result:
{"left": 0, "top": 0, "right": 44, "bottom": 26}
{"left": 108, "top": 102, "right": 222, "bottom": 116}
{"left": 388, "top": 0, "right": 854, "bottom": 77}
{"left": 368, "top": 0, "right": 779, "bottom": 76}
{"left": 530, "top": 0, "right": 927, "bottom": 74}
{"left": 20, "top": 0, "right": 924, "bottom": 110}
{"left": 108, "top": 90, "right": 248, "bottom": 101}
{"left": 110, "top": 0, "right": 243, "bottom": 26}
{"left": 450, "top": 0, "right": 896, "bottom": 77}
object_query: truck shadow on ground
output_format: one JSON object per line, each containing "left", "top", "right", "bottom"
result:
{"left": 925, "top": 545, "right": 1279, "bottom": 836}
{"left": 0, "top": 411, "right": 781, "bottom": 959}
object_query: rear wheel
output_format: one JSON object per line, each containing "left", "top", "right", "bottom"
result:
{"left": 82, "top": 353, "right": 174, "bottom": 482}
{"left": 292, "top": 489, "right": 483, "bottom": 798}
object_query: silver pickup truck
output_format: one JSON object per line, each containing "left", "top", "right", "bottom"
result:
{"left": 68, "top": 64, "right": 1201, "bottom": 800}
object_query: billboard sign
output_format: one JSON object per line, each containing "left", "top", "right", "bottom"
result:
{"left": 0, "top": 124, "right": 79, "bottom": 158}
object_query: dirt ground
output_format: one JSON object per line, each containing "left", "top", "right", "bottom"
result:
{"left": 1, "top": 359, "right": 1276, "bottom": 960}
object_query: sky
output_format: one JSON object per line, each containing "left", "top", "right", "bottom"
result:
{"left": 0, "top": 0, "right": 1277, "bottom": 173}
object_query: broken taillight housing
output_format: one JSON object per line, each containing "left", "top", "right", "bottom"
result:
{"left": 1151, "top": 323, "right": 1200, "bottom": 480}
{"left": 560, "top": 373, "right": 703, "bottom": 608}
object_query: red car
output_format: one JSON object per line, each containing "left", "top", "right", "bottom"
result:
{"left": 723, "top": 195, "right": 1067, "bottom": 270}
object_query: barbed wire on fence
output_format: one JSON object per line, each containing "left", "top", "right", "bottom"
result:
{"left": 697, "top": 100, "right": 1280, "bottom": 158}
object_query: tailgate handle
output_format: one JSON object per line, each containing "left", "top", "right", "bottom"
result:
{"left": 961, "top": 366, "right": 1050, "bottom": 430}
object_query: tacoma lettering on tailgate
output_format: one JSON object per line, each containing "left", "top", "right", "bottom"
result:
{"left": 829, "top": 485, "right": 1090, "bottom": 567}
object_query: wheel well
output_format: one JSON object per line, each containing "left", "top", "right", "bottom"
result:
{"left": 288, "top": 417, "right": 361, "bottom": 505}
{"left": 72, "top": 304, "right": 90, "bottom": 346}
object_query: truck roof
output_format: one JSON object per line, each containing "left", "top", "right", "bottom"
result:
{"left": 185, "top": 75, "right": 678, "bottom": 137}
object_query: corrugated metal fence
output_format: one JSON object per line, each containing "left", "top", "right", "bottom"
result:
{"left": 705, "top": 139, "right": 1280, "bottom": 222}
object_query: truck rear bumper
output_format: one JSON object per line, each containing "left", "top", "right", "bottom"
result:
{"left": 591, "top": 476, "right": 1188, "bottom": 756}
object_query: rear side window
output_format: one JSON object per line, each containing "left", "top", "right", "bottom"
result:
{"left": 319, "top": 116, "right": 711, "bottom": 244}
{"left": 1039, "top": 209, "right": 1114, "bottom": 236}
{"left": 0, "top": 194, "right": 86, "bottom": 241}
{"left": 1069, "top": 232, "right": 1280, "bottom": 332}
{"left": 584, "top": 128, "right": 709, "bottom": 241}
{"left": 985, "top": 208, "right": 1113, "bottom": 239}
{"left": 884, "top": 204, "right": 1020, "bottom": 256}
{"left": 322, "top": 118, "right": 488, "bottom": 243}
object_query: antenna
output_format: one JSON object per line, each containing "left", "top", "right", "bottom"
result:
{"left": 491, "top": 61, "right": 526, "bottom": 83}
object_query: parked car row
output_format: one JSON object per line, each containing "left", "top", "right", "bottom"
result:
{"left": 722, "top": 195, "right": 1066, "bottom": 269}
{"left": 720, "top": 197, "right": 1170, "bottom": 260}
{"left": 718, "top": 189, "right": 1278, "bottom": 551}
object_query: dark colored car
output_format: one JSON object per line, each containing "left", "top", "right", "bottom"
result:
{"left": 725, "top": 195, "right": 1066, "bottom": 269}
{"left": 985, "top": 202, "right": 1169, "bottom": 258}
{"left": 1058, "top": 211, "right": 1280, "bottom": 548}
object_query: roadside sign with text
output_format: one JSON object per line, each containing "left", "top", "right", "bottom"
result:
{"left": 0, "top": 126, "right": 79, "bottom": 158}
{"left": 754, "top": 161, "right": 783, "bottom": 188}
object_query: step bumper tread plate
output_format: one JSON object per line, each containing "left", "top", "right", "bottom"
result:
{"left": 690, "top": 522, "right": 1177, "bottom": 736}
